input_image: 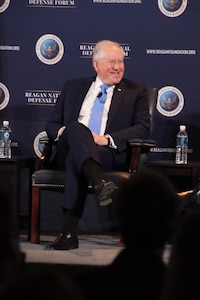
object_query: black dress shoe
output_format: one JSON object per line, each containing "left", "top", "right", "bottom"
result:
{"left": 45, "top": 233, "right": 78, "bottom": 250}
{"left": 93, "top": 180, "right": 116, "bottom": 206}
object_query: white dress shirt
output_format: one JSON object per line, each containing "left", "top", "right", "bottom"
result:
{"left": 56, "top": 77, "right": 117, "bottom": 148}
{"left": 78, "top": 77, "right": 114, "bottom": 135}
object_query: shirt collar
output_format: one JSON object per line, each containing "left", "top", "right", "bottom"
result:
{"left": 95, "top": 76, "right": 115, "bottom": 91}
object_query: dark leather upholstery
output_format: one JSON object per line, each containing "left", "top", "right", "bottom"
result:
{"left": 31, "top": 88, "right": 158, "bottom": 243}
{"left": 32, "top": 170, "right": 131, "bottom": 191}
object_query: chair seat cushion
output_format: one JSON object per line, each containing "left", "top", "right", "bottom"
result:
{"left": 32, "top": 169, "right": 131, "bottom": 190}
{"left": 32, "top": 169, "right": 65, "bottom": 188}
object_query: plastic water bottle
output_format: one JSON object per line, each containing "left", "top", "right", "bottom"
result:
{"left": 175, "top": 125, "right": 188, "bottom": 164}
{"left": 0, "top": 120, "right": 12, "bottom": 158}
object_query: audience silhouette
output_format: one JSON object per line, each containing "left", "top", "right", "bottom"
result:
{"left": 0, "top": 189, "right": 25, "bottom": 292}
{"left": 161, "top": 209, "right": 200, "bottom": 300}
{"left": 1, "top": 268, "right": 85, "bottom": 300}
{"left": 0, "top": 168, "right": 183, "bottom": 300}
{"left": 0, "top": 187, "right": 85, "bottom": 299}
{"left": 74, "top": 168, "right": 180, "bottom": 300}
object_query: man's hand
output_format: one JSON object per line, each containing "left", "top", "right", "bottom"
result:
{"left": 92, "top": 132, "right": 109, "bottom": 146}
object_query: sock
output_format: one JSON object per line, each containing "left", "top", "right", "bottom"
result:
{"left": 81, "top": 158, "right": 102, "bottom": 186}
{"left": 62, "top": 209, "right": 79, "bottom": 234}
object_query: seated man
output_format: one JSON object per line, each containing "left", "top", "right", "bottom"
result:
{"left": 45, "top": 39, "right": 151, "bottom": 250}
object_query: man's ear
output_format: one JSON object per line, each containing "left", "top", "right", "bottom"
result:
{"left": 92, "top": 60, "right": 98, "bottom": 72}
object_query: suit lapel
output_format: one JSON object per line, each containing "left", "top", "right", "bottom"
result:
{"left": 72, "top": 78, "right": 94, "bottom": 118}
{"left": 106, "top": 80, "right": 127, "bottom": 126}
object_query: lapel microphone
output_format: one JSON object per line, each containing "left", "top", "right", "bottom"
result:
{"left": 97, "top": 92, "right": 102, "bottom": 98}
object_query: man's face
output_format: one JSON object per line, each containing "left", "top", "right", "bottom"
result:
{"left": 93, "top": 45, "right": 125, "bottom": 86}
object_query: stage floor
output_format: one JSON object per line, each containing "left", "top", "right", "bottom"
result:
{"left": 19, "top": 232, "right": 172, "bottom": 266}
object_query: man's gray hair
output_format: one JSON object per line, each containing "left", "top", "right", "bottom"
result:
{"left": 93, "top": 40, "right": 124, "bottom": 61}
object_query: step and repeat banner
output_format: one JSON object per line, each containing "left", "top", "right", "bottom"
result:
{"left": 0, "top": 0, "right": 200, "bottom": 163}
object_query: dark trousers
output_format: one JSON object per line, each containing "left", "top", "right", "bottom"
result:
{"left": 54, "top": 122, "right": 127, "bottom": 217}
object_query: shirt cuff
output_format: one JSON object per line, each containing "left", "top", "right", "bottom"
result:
{"left": 104, "top": 134, "right": 117, "bottom": 149}
{"left": 55, "top": 126, "right": 66, "bottom": 141}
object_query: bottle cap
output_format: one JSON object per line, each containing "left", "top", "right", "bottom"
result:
{"left": 180, "top": 125, "right": 186, "bottom": 131}
{"left": 3, "top": 120, "right": 9, "bottom": 126}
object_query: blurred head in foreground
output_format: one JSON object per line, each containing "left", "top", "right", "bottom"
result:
{"left": 114, "top": 168, "right": 180, "bottom": 251}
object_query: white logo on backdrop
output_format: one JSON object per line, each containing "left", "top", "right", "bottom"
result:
{"left": 158, "top": 0, "right": 187, "bottom": 17}
{"left": 33, "top": 131, "right": 48, "bottom": 158}
{"left": 0, "top": 0, "right": 10, "bottom": 13}
{"left": 0, "top": 82, "right": 10, "bottom": 110}
{"left": 35, "top": 34, "right": 64, "bottom": 65}
{"left": 157, "top": 86, "right": 184, "bottom": 117}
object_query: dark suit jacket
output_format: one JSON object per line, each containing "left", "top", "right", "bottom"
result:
{"left": 46, "top": 76, "right": 151, "bottom": 153}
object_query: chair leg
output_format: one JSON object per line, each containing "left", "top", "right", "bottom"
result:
{"left": 119, "top": 236, "right": 125, "bottom": 248}
{"left": 129, "top": 146, "right": 142, "bottom": 174}
{"left": 31, "top": 186, "right": 40, "bottom": 243}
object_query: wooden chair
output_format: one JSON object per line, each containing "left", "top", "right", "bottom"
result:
{"left": 31, "top": 88, "right": 158, "bottom": 243}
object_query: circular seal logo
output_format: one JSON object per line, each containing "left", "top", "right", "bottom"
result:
{"left": 35, "top": 34, "right": 64, "bottom": 65}
{"left": 33, "top": 131, "right": 48, "bottom": 158}
{"left": 158, "top": 0, "right": 187, "bottom": 17}
{"left": 157, "top": 86, "right": 184, "bottom": 117}
{"left": 0, "top": 0, "right": 10, "bottom": 13}
{"left": 0, "top": 82, "right": 10, "bottom": 110}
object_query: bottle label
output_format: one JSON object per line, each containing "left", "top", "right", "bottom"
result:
{"left": 176, "top": 136, "right": 188, "bottom": 147}
{"left": 176, "top": 135, "right": 188, "bottom": 164}
{"left": 3, "top": 132, "right": 10, "bottom": 139}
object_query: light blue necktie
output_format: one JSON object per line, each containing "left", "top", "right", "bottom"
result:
{"left": 88, "top": 84, "right": 110, "bottom": 134}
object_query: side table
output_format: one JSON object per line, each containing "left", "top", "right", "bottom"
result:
{"left": 144, "top": 160, "right": 200, "bottom": 192}
{"left": 0, "top": 156, "right": 36, "bottom": 239}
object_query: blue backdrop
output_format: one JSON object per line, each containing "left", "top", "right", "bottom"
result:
{"left": 1, "top": 0, "right": 200, "bottom": 161}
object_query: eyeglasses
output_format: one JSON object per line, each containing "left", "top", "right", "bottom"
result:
{"left": 103, "top": 59, "right": 124, "bottom": 66}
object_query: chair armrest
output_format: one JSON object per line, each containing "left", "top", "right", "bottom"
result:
{"left": 128, "top": 138, "right": 157, "bottom": 149}
{"left": 128, "top": 138, "right": 157, "bottom": 174}
{"left": 37, "top": 136, "right": 157, "bottom": 174}
{"left": 38, "top": 136, "right": 54, "bottom": 170}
